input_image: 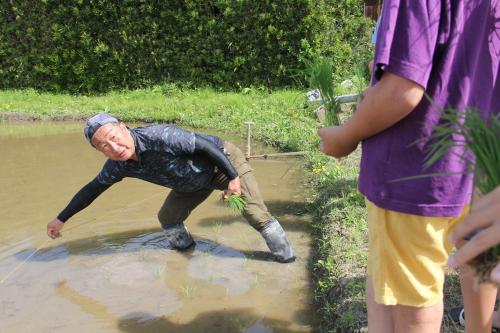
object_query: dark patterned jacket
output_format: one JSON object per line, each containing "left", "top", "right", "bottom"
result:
{"left": 57, "top": 125, "right": 236, "bottom": 222}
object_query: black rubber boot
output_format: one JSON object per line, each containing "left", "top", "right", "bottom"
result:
{"left": 259, "top": 219, "right": 295, "bottom": 263}
{"left": 163, "top": 223, "right": 195, "bottom": 250}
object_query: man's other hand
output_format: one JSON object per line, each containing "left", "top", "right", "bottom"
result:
{"left": 47, "top": 218, "right": 64, "bottom": 239}
{"left": 223, "top": 176, "right": 241, "bottom": 199}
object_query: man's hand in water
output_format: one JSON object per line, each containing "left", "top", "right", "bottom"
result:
{"left": 223, "top": 176, "right": 241, "bottom": 200}
{"left": 47, "top": 218, "right": 64, "bottom": 239}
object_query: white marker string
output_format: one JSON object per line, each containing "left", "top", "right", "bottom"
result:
{"left": 0, "top": 190, "right": 165, "bottom": 285}
{"left": 0, "top": 238, "right": 51, "bottom": 284}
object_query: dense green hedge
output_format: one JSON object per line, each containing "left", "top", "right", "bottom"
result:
{"left": 0, "top": 0, "right": 372, "bottom": 93}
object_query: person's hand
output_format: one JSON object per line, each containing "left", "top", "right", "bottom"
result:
{"left": 448, "top": 186, "right": 500, "bottom": 283}
{"left": 47, "top": 218, "right": 65, "bottom": 239}
{"left": 317, "top": 125, "right": 359, "bottom": 158}
{"left": 223, "top": 176, "right": 241, "bottom": 200}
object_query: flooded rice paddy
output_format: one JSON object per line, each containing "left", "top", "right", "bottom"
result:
{"left": 0, "top": 122, "right": 315, "bottom": 333}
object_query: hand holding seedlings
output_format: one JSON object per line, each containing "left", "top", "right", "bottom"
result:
{"left": 425, "top": 110, "right": 500, "bottom": 284}
{"left": 227, "top": 194, "right": 247, "bottom": 212}
{"left": 304, "top": 57, "right": 341, "bottom": 127}
{"left": 316, "top": 72, "right": 423, "bottom": 159}
{"left": 222, "top": 176, "right": 241, "bottom": 200}
{"left": 448, "top": 186, "right": 500, "bottom": 284}
{"left": 317, "top": 125, "right": 359, "bottom": 158}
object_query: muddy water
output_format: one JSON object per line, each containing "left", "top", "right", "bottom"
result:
{"left": 0, "top": 122, "right": 315, "bottom": 333}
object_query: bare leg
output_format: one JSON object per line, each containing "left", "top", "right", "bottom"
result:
{"left": 366, "top": 276, "right": 394, "bottom": 333}
{"left": 460, "top": 266, "right": 497, "bottom": 333}
{"left": 493, "top": 291, "right": 500, "bottom": 329}
{"left": 367, "top": 275, "right": 444, "bottom": 333}
{"left": 393, "top": 301, "right": 443, "bottom": 333}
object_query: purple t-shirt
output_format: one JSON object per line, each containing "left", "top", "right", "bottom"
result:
{"left": 359, "top": 0, "right": 500, "bottom": 217}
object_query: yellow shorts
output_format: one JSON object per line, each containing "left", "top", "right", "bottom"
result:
{"left": 366, "top": 199, "right": 469, "bottom": 307}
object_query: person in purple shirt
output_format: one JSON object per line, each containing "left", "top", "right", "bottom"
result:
{"left": 318, "top": 1, "right": 499, "bottom": 332}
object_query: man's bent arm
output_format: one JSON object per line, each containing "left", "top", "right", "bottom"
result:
{"left": 57, "top": 178, "right": 112, "bottom": 222}
{"left": 194, "top": 134, "right": 238, "bottom": 180}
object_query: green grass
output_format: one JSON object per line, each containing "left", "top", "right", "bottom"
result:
{"left": 306, "top": 149, "right": 368, "bottom": 332}
{"left": 0, "top": 86, "right": 318, "bottom": 152}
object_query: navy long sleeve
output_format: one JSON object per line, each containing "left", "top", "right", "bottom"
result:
{"left": 57, "top": 178, "right": 111, "bottom": 222}
{"left": 194, "top": 134, "right": 238, "bottom": 180}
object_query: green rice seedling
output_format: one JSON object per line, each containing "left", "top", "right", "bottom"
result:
{"left": 138, "top": 252, "right": 149, "bottom": 262}
{"left": 104, "top": 273, "right": 112, "bottom": 283}
{"left": 180, "top": 284, "right": 196, "bottom": 299}
{"left": 250, "top": 272, "right": 267, "bottom": 286}
{"left": 212, "top": 221, "right": 223, "bottom": 234}
{"left": 304, "top": 56, "right": 341, "bottom": 126}
{"left": 241, "top": 255, "right": 249, "bottom": 268}
{"left": 425, "top": 109, "right": 500, "bottom": 284}
{"left": 154, "top": 265, "right": 166, "bottom": 279}
{"left": 351, "top": 64, "right": 370, "bottom": 98}
{"left": 227, "top": 194, "right": 247, "bottom": 212}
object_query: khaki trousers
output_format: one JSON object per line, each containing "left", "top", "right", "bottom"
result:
{"left": 158, "top": 141, "right": 273, "bottom": 230}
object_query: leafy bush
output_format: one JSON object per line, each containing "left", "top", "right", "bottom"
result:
{"left": 0, "top": 0, "right": 372, "bottom": 93}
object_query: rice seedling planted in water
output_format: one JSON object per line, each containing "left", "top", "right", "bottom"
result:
{"left": 426, "top": 109, "right": 500, "bottom": 284}
{"left": 212, "top": 221, "right": 223, "bottom": 234}
{"left": 180, "top": 284, "right": 196, "bottom": 299}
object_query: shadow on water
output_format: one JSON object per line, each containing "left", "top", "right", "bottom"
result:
{"left": 117, "top": 309, "right": 306, "bottom": 333}
{"left": 198, "top": 200, "right": 310, "bottom": 233}
{"left": 14, "top": 228, "right": 279, "bottom": 263}
{"left": 14, "top": 199, "right": 308, "bottom": 263}
{"left": 53, "top": 280, "right": 309, "bottom": 333}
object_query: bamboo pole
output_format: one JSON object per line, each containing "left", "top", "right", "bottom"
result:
{"left": 247, "top": 152, "right": 306, "bottom": 159}
{"left": 244, "top": 121, "right": 255, "bottom": 158}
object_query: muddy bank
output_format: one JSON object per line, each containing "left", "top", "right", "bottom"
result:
{"left": 0, "top": 112, "right": 88, "bottom": 122}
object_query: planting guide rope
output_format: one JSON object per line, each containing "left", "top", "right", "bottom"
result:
{"left": 0, "top": 190, "right": 165, "bottom": 285}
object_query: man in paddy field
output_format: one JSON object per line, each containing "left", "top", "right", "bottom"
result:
{"left": 318, "top": 0, "right": 499, "bottom": 332}
{"left": 46, "top": 113, "right": 295, "bottom": 263}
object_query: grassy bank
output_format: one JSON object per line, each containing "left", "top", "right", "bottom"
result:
{"left": 0, "top": 87, "right": 318, "bottom": 152}
{"left": 0, "top": 88, "right": 462, "bottom": 332}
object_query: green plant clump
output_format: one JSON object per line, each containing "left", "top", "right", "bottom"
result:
{"left": 0, "top": 0, "right": 371, "bottom": 93}
{"left": 227, "top": 194, "right": 247, "bottom": 212}
{"left": 427, "top": 109, "right": 500, "bottom": 284}
{"left": 304, "top": 56, "right": 341, "bottom": 126}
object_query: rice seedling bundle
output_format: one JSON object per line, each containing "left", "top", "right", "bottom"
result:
{"left": 304, "top": 56, "right": 341, "bottom": 126}
{"left": 426, "top": 109, "right": 500, "bottom": 284}
{"left": 227, "top": 194, "right": 247, "bottom": 212}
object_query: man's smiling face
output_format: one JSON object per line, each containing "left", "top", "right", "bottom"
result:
{"left": 91, "top": 123, "right": 136, "bottom": 161}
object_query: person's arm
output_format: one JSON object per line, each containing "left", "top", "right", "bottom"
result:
{"left": 194, "top": 134, "right": 241, "bottom": 197}
{"left": 46, "top": 178, "right": 111, "bottom": 239}
{"left": 194, "top": 134, "right": 238, "bottom": 180}
{"left": 448, "top": 186, "right": 500, "bottom": 283}
{"left": 317, "top": 71, "right": 425, "bottom": 158}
